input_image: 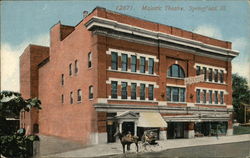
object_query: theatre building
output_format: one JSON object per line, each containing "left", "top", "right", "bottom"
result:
{"left": 20, "top": 7, "right": 239, "bottom": 144}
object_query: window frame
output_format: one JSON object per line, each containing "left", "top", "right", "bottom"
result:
{"left": 203, "top": 67, "right": 207, "bottom": 81}
{"left": 111, "top": 81, "right": 118, "bottom": 99}
{"left": 196, "top": 89, "right": 201, "bottom": 103}
{"left": 140, "top": 83, "right": 146, "bottom": 100}
{"left": 89, "top": 86, "right": 93, "bottom": 99}
{"left": 148, "top": 58, "right": 154, "bottom": 74}
{"left": 214, "top": 69, "right": 218, "bottom": 82}
{"left": 121, "top": 82, "right": 127, "bottom": 99}
{"left": 61, "top": 94, "right": 64, "bottom": 104}
{"left": 166, "top": 87, "right": 186, "bottom": 102}
{"left": 220, "top": 91, "right": 224, "bottom": 104}
{"left": 74, "top": 60, "right": 78, "bottom": 74}
{"left": 69, "top": 63, "right": 72, "bottom": 76}
{"left": 140, "top": 57, "right": 146, "bottom": 73}
{"left": 131, "top": 55, "right": 137, "bottom": 72}
{"left": 203, "top": 90, "right": 206, "bottom": 104}
{"left": 196, "top": 66, "right": 201, "bottom": 75}
{"left": 61, "top": 74, "right": 64, "bottom": 86}
{"left": 70, "top": 91, "right": 73, "bottom": 104}
{"left": 209, "top": 90, "right": 213, "bottom": 104}
{"left": 220, "top": 70, "right": 224, "bottom": 83}
{"left": 208, "top": 68, "right": 213, "bottom": 82}
{"left": 167, "top": 64, "right": 185, "bottom": 78}
{"left": 121, "top": 54, "right": 128, "bottom": 71}
{"left": 148, "top": 84, "right": 154, "bottom": 100}
{"left": 215, "top": 91, "right": 218, "bottom": 104}
{"left": 131, "top": 83, "right": 137, "bottom": 100}
{"left": 88, "top": 52, "right": 92, "bottom": 68}
{"left": 77, "top": 89, "right": 82, "bottom": 102}
{"left": 111, "top": 52, "right": 118, "bottom": 70}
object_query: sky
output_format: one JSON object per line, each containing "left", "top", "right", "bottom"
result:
{"left": 1, "top": 0, "right": 250, "bottom": 92}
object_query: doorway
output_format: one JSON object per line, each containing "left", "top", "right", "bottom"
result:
{"left": 122, "top": 122, "right": 135, "bottom": 135}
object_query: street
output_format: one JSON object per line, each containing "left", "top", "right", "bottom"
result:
{"left": 101, "top": 141, "right": 250, "bottom": 158}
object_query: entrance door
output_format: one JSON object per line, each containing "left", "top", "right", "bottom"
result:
{"left": 107, "top": 122, "right": 116, "bottom": 143}
{"left": 122, "top": 122, "right": 135, "bottom": 135}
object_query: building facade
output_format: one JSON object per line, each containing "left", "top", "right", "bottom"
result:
{"left": 20, "top": 7, "right": 239, "bottom": 144}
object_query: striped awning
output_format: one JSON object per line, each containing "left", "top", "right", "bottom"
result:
{"left": 138, "top": 112, "right": 167, "bottom": 128}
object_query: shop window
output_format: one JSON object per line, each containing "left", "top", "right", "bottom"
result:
{"left": 89, "top": 86, "right": 93, "bottom": 99}
{"left": 220, "top": 70, "right": 224, "bottom": 83}
{"left": 220, "top": 91, "right": 224, "bottom": 104}
{"left": 131, "top": 55, "right": 137, "bottom": 72}
{"left": 121, "top": 54, "right": 128, "bottom": 71}
{"left": 209, "top": 90, "right": 213, "bottom": 104}
{"left": 148, "top": 84, "right": 154, "bottom": 100}
{"left": 140, "top": 83, "right": 145, "bottom": 100}
{"left": 196, "top": 89, "right": 200, "bottom": 103}
{"left": 121, "top": 82, "right": 127, "bottom": 99}
{"left": 111, "top": 52, "right": 118, "bottom": 70}
{"left": 140, "top": 57, "right": 146, "bottom": 73}
{"left": 203, "top": 90, "right": 206, "bottom": 104}
{"left": 208, "top": 68, "right": 213, "bottom": 81}
{"left": 111, "top": 81, "right": 118, "bottom": 99}
{"left": 75, "top": 60, "right": 78, "bottom": 74}
{"left": 148, "top": 58, "right": 154, "bottom": 74}
{"left": 77, "top": 89, "right": 82, "bottom": 102}
{"left": 88, "top": 52, "right": 92, "bottom": 68}
{"left": 70, "top": 91, "right": 73, "bottom": 104}
{"left": 167, "top": 64, "right": 185, "bottom": 78}
{"left": 214, "top": 69, "right": 218, "bottom": 82}
{"left": 215, "top": 91, "right": 218, "bottom": 104}
{"left": 131, "top": 83, "right": 137, "bottom": 100}
{"left": 166, "top": 87, "right": 186, "bottom": 102}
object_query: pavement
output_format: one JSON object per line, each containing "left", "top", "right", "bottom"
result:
{"left": 40, "top": 134, "right": 250, "bottom": 158}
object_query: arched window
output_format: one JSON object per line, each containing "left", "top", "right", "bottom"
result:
{"left": 89, "top": 86, "right": 93, "bottom": 99}
{"left": 167, "top": 64, "right": 185, "bottom": 78}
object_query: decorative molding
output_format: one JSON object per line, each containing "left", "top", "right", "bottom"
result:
{"left": 194, "top": 63, "right": 227, "bottom": 73}
{"left": 166, "top": 84, "right": 186, "bottom": 88}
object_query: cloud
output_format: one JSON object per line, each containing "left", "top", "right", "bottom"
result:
{"left": 193, "top": 25, "right": 222, "bottom": 39}
{"left": 1, "top": 33, "right": 49, "bottom": 92}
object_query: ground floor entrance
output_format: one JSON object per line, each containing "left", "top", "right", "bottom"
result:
{"left": 167, "top": 122, "right": 185, "bottom": 139}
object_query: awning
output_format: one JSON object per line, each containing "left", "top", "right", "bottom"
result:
{"left": 138, "top": 112, "right": 167, "bottom": 128}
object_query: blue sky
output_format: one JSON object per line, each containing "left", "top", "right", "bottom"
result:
{"left": 1, "top": 0, "right": 250, "bottom": 91}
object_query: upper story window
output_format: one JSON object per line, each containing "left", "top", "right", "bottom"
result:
{"left": 203, "top": 90, "right": 206, "bottom": 104}
{"left": 75, "top": 60, "right": 78, "bottom": 74}
{"left": 148, "top": 84, "right": 154, "bottom": 100}
{"left": 167, "top": 64, "right": 185, "bottom": 78}
{"left": 69, "top": 63, "right": 72, "bottom": 76}
{"left": 88, "top": 52, "right": 92, "bottom": 68}
{"left": 121, "top": 82, "right": 128, "bottom": 99}
{"left": 196, "top": 66, "right": 201, "bottom": 75}
{"left": 89, "top": 86, "right": 93, "bottom": 99}
{"left": 70, "top": 91, "right": 73, "bottom": 104}
{"left": 111, "top": 52, "right": 118, "bottom": 70}
{"left": 214, "top": 91, "right": 218, "bottom": 104}
{"left": 166, "top": 87, "right": 185, "bottom": 102}
{"left": 121, "top": 54, "right": 128, "bottom": 71}
{"left": 203, "top": 67, "right": 207, "bottom": 81}
{"left": 77, "top": 89, "right": 82, "bottom": 102}
{"left": 214, "top": 69, "right": 218, "bottom": 82}
{"left": 61, "top": 74, "right": 64, "bottom": 86}
{"left": 61, "top": 94, "right": 64, "bottom": 104}
{"left": 131, "top": 55, "right": 137, "bottom": 72}
{"left": 196, "top": 89, "right": 200, "bottom": 103}
{"left": 208, "top": 68, "right": 213, "bottom": 81}
{"left": 131, "top": 83, "right": 137, "bottom": 100}
{"left": 140, "top": 57, "right": 146, "bottom": 73}
{"left": 209, "top": 90, "right": 213, "bottom": 104}
{"left": 220, "top": 91, "right": 224, "bottom": 104}
{"left": 148, "top": 58, "right": 154, "bottom": 74}
{"left": 220, "top": 70, "right": 224, "bottom": 83}
{"left": 140, "top": 83, "right": 146, "bottom": 100}
{"left": 111, "top": 81, "right": 118, "bottom": 99}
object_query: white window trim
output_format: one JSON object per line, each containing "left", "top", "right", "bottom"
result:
{"left": 107, "top": 66, "right": 158, "bottom": 76}
{"left": 107, "top": 96, "right": 157, "bottom": 102}
{"left": 194, "top": 63, "right": 227, "bottom": 73}
{"left": 106, "top": 78, "right": 159, "bottom": 88}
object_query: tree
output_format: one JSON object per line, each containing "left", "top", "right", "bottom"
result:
{"left": 0, "top": 91, "right": 41, "bottom": 158}
{"left": 232, "top": 73, "right": 250, "bottom": 123}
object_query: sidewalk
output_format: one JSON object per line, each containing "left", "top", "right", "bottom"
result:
{"left": 42, "top": 134, "right": 250, "bottom": 157}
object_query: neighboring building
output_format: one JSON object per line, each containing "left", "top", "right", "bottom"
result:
{"left": 20, "top": 7, "right": 239, "bottom": 144}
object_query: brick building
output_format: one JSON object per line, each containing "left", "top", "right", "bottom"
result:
{"left": 20, "top": 7, "right": 239, "bottom": 144}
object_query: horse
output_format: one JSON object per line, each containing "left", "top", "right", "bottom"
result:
{"left": 113, "top": 130, "right": 139, "bottom": 153}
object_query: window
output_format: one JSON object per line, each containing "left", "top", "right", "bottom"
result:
{"left": 111, "top": 81, "right": 118, "bottom": 99}
{"left": 148, "top": 58, "right": 154, "bottom": 74}
{"left": 88, "top": 52, "right": 92, "bottom": 68}
{"left": 61, "top": 74, "right": 64, "bottom": 86}
{"left": 69, "top": 63, "right": 72, "bottom": 76}
{"left": 209, "top": 90, "right": 213, "bottom": 104}
{"left": 140, "top": 57, "right": 146, "bottom": 73}
{"left": 215, "top": 91, "right": 218, "bottom": 104}
{"left": 75, "top": 60, "right": 78, "bottom": 74}
{"left": 89, "top": 86, "right": 93, "bottom": 99}
{"left": 196, "top": 89, "right": 200, "bottom": 103}
{"left": 121, "top": 54, "right": 128, "bottom": 71}
{"left": 203, "top": 90, "right": 206, "bottom": 104}
{"left": 220, "top": 70, "right": 224, "bottom": 83}
{"left": 214, "top": 69, "right": 218, "bottom": 82}
{"left": 140, "top": 83, "right": 145, "bottom": 100}
{"left": 167, "top": 64, "right": 185, "bottom": 78}
{"left": 148, "top": 84, "right": 154, "bottom": 100}
{"left": 77, "top": 89, "right": 82, "bottom": 102}
{"left": 203, "top": 67, "right": 207, "bottom": 81}
{"left": 208, "top": 68, "right": 213, "bottom": 81}
{"left": 70, "top": 92, "right": 73, "bottom": 104}
{"left": 121, "top": 82, "right": 127, "bottom": 99}
{"left": 131, "top": 83, "right": 137, "bottom": 100}
{"left": 166, "top": 87, "right": 185, "bottom": 102}
{"left": 61, "top": 94, "right": 64, "bottom": 104}
{"left": 220, "top": 91, "right": 224, "bottom": 104}
{"left": 111, "top": 52, "right": 118, "bottom": 70}
{"left": 196, "top": 66, "right": 201, "bottom": 75}
{"left": 131, "top": 55, "right": 137, "bottom": 72}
